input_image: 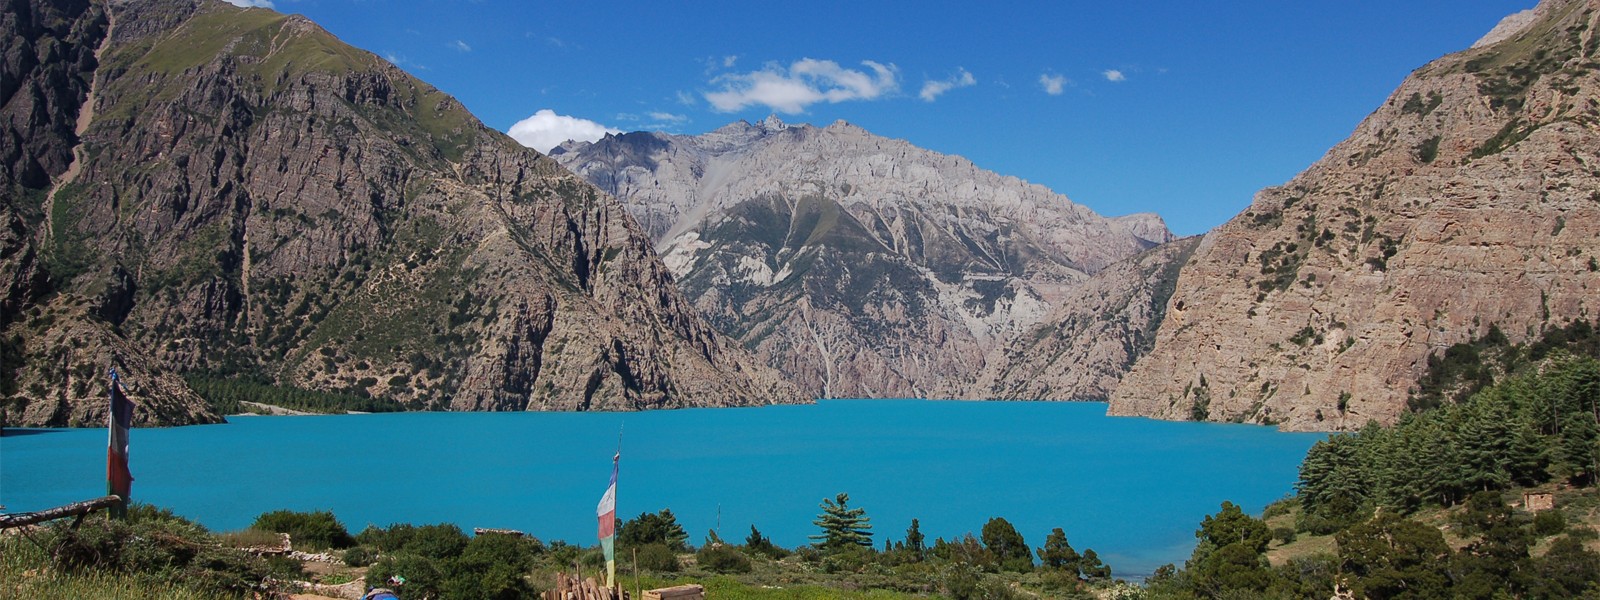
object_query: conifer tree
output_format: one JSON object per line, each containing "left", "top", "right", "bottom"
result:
{"left": 1079, "top": 548, "right": 1111, "bottom": 580}
{"left": 904, "top": 518, "right": 925, "bottom": 560}
{"left": 1037, "top": 527, "right": 1080, "bottom": 573}
{"left": 809, "top": 493, "right": 872, "bottom": 551}
{"left": 979, "top": 517, "right": 1031, "bottom": 572}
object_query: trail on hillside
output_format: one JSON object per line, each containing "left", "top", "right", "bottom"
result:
{"left": 45, "top": 3, "right": 114, "bottom": 244}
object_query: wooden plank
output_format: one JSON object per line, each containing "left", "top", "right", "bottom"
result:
{"left": 643, "top": 584, "right": 704, "bottom": 600}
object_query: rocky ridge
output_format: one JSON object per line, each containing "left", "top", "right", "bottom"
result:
{"left": 553, "top": 117, "right": 1172, "bottom": 398}
{"left": 952, "top": 237, "right": 1200, "bottom": 402}
{"left": 1110, "top": 0, "right": 1600, "bottom": 431}
{"left": 1, "top": 0, "right": 800, "bottom": 426}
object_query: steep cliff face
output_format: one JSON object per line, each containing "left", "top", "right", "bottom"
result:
{"left": 554, "top": 118, "right": 1172, "bottom": 398}
{"left": 1111, "top": 0, "right": 1600, "bottom": 431}
{"left": 0, "top": 0, "right": 213, "bottom": 426}
{"left": 954, "top": 237, "right": 1200, "bottom": 402}
{"left": 1, "top": 0, "right": 800, "bottom": 426}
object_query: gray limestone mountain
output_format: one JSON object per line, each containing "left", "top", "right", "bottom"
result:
{"left": 954, "top": 237, "right": 1201, "bottom": 402}
{"left": 553, "top": 118, "right": 1173, "bottom": 398}
{"left": 0, "top": 0, "right": 800, "bottom": 427}
{"left": 1110, "top": 0, "right": 1600, "bottom": 431}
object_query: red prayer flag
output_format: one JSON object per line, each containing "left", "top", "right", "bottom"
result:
{"left": 107, "top": 370, "right": 133, "bottom": 500}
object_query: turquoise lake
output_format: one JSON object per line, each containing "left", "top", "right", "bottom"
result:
{"left": 1, "top": 400, "right": 1322, "bottom": 576}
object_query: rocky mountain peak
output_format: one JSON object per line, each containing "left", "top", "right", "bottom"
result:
{"left": 0, "top": 0, "right": 802, "bottom": 426}
{"left": 556, "top": 117, "right": 1173, "bottom": 398}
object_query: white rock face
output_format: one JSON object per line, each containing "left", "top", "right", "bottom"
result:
{"left": 554, "top": 117, "right": 1172, "bottom": 398}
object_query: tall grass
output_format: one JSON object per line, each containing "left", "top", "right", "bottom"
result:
{"left": 0, "top": 535, "right": 221, "bottom": 600}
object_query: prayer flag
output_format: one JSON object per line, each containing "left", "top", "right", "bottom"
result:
{"left": 107, "top": 370, "right": 133, "bottom": 508}
{"left": 596, "top": 452, "right": 619, "bottom": 587}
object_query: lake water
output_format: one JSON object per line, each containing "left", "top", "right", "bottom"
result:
{"left": 1, "top": 400, "right": 1321, "bottom": 576}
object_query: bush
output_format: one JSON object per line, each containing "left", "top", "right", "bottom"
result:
{"left": 251, "top": 509, "right": 354, "bottom": 550}
{"left": 443, "top": 561, "right": 539, "bottom": 600}
{"left": 367, "top": 554, "right": 445, "bottom": 599}
{"left": 344, "top": 546, "right": 378, "bottom": 567}
{"left": 404, "top": 523, "right": 469, "bottom": 560}
{"left": 358, "top": 523, "right": 418, "bottom": 551}
{"left": 618, "top": 509, "right": 690, "bottom": 552}
{"left": 744, "top": 525, "right": 790, "bottom": 559}
{"left": 40, "top": 512, "right": 279, "bottom": 597}
{"left": 460, "top": 533, "right": 542, "bottom": 572}
{"left": 545, "top": 540, "right": 581, "bottom": 567}
{"left": 635, "top": 543, "right": 680, "bottom": 572}
{"left": 1532, "top": 510, "right": 1567, "bottom": 536}
{"left": 820, "top": 543, "right": 875, "bottom": 574}
{"left": 1272, "top": 526, "right": 1298, "bottom": 545}
{"left": 696, "top": 544, "right": 752, "bottom": 574}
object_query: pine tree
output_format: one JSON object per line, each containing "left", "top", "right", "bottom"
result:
{"left": 1079, "top": 548, "right": 1111, "bottom": 580}
{"left": 980, "top": 517, "right": 1031, "bottom": 572}
{"left": 1037, "top": 527, "right": 1080, "bottom": 573}
{"left": 904, "top": 518, "right": 925, "bottom": 561}
{"left": 809, "top": 493, "right": 872, "bottom": 551}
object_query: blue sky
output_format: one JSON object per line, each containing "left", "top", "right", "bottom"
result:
{"left": 238, "top": 1, "right": 1532, "bottom": 236}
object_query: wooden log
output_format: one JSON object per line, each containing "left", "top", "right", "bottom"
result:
{"left": 0, "top": 496, "right": 122, "bottom": 529}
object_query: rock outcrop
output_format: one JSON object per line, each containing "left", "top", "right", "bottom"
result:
{"left": 1111, "top": 0, "right": 1600, "bottom": 431}
{"left": 553, "top": 118, "right": 1172, "bottom": 398}
{"left": 954, "top": 237, "right": 1200, "bottom": 402}
{"left": 1, "top": 0, "right": 800, "bottom": 426}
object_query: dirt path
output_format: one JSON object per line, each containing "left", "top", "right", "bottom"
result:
{"left": 45, "top": 3, "right": 114, "bottom": 243}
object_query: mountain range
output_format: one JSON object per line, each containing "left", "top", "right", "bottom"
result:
{"left": 552, "top": 117, "right": 1171, "bottom": 399}
{"left": 4, "top": 0, "right": 1598, "bottom": 433}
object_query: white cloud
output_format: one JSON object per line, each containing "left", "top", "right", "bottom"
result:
{"left": 452, "top": 40, "right": 472, "bottom": 52}
{"left": 919, "top": 68, "right": 976, "bottom": 102}
{"left": 1103, "top": 69, "right": 1126, "bottom": 82}
{"left": 723, "top": 55, "right": 739, "bottom": 68}
{"left": 384, "top": 52, "right": 426, "bottom": 71}
{"left": 224, "top": 0, "right": 274, "bottom": 7}
{"left": 1039, "top": 73, "right": 1068, "bottom": 95}
{"left": 507, "top": 110, "right": 622, "bottom": 153}
{"left": 676, "top": 90, "right": 697, "bottom": 106}
{"left": 648, "top": 111, "right": 689, "bottom": 124}
{"left": 704, "top": 58, "right": 899, "bottom": 114}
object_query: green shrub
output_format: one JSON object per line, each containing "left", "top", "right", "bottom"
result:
{"left": 35, "top": 512, "right": 278, "bottom": 597}
{"left": 358, "top": 523, "right": 417, "bottom": 551}
{"left": 821, "top": 543, "right": 875, "bottom": 574}
{"left": 343, "top": 546, "right": 377, "bottom": 567}
{"left": 1532, "top": 510, "right": 1567, "bottom": 536}
{"left": 635, "top": 543, "right": 680, "bottom": 572}
{"left": 743, "top": 525, "right": 789, "bottom": 559}
{"left": 460, "top": 532, "right": 542, "bottom": 572}
{"left": 251, "top": 509, "right": 355, "bottom": 550}
{"left": 404, "top": 523, "right": 469, "bottom": 559}
{"left": 1272, "top": 526, "right": 1297, "bottom": 545}
{"left": 618, "top": 509, "right": 690, "bottom": 552}
{"left": 696, "top": 544, "right": 752, "bottom": 574}
{"left": 367, "top": 554, "right": 445, "bottom": 598}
